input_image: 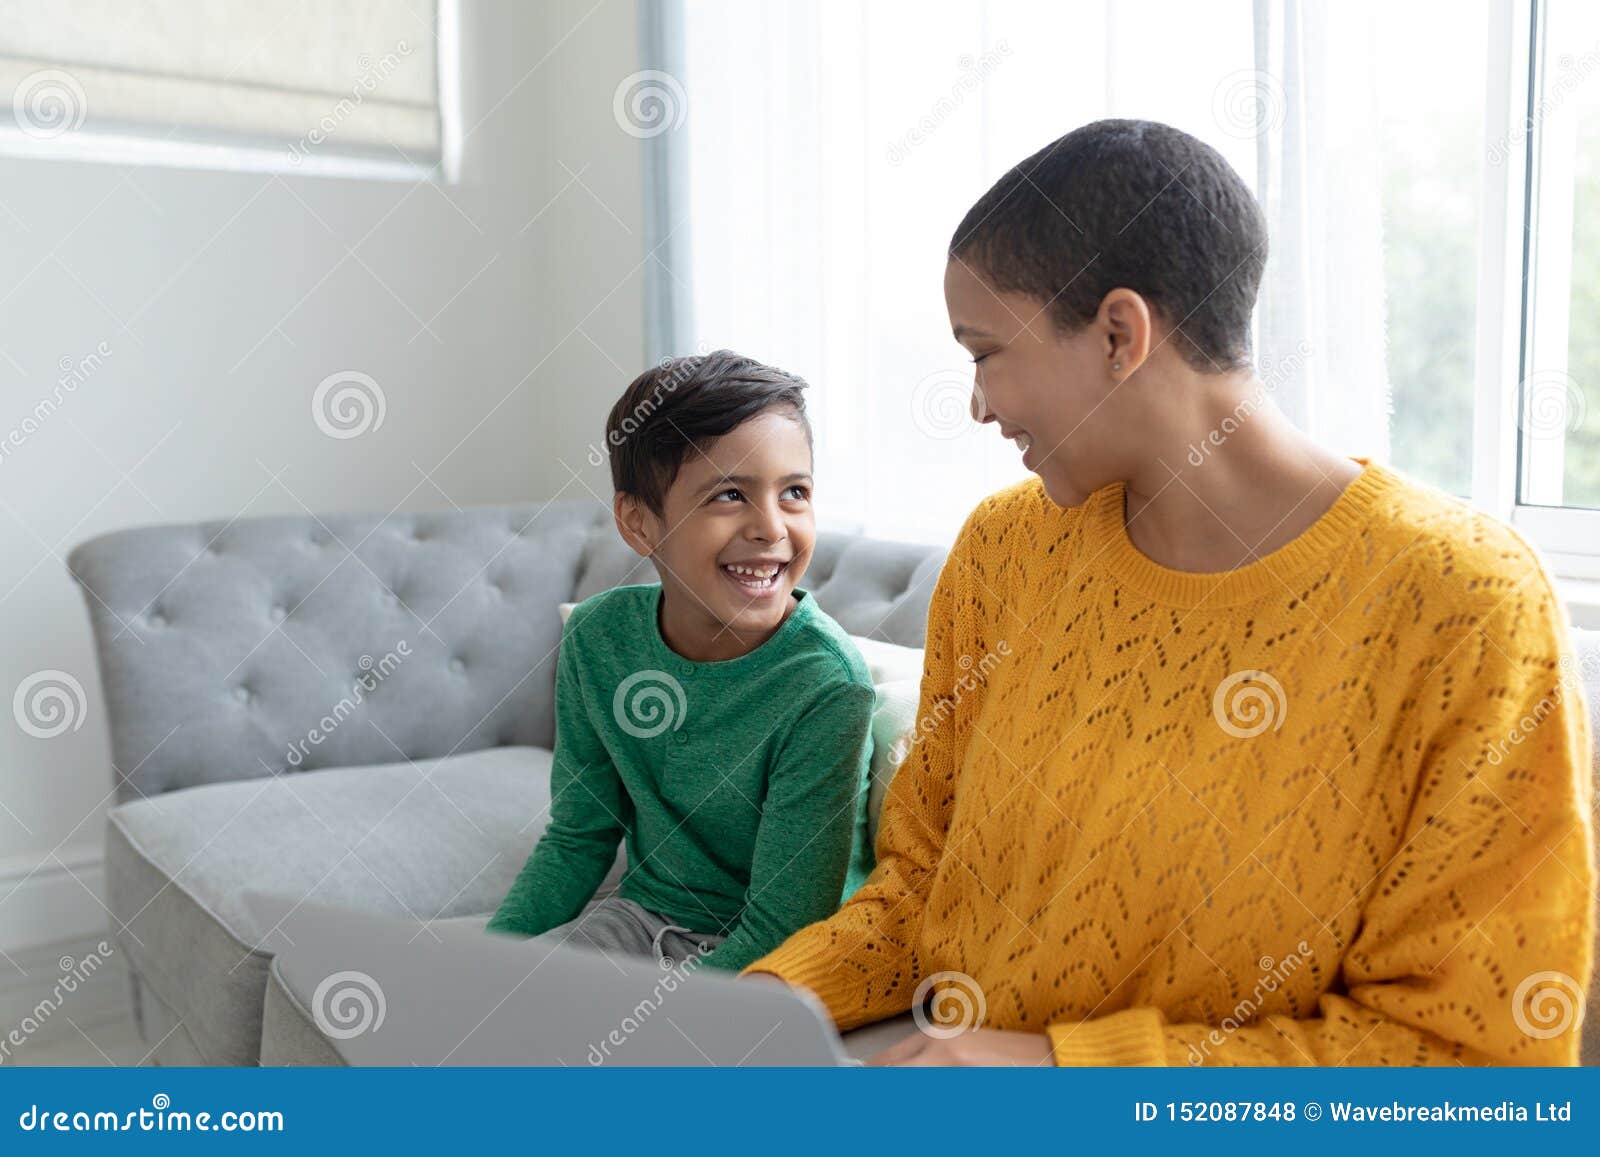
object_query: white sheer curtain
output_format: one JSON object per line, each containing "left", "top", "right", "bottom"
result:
{"left": 1251, "top": 0, "right": 1390, "bottom": 460}
{"left": 671, "top": 0, "right": 1389, "bottom": 542}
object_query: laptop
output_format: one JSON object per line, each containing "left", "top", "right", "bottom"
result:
{"left": 241, "top": 892, "right": 865, "bottom": 1067}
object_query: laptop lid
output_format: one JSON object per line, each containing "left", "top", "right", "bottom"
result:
{"left": 243, "top": 892, "right": 850, "bottom": 1067}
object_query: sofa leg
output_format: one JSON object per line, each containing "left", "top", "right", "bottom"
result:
{"left": 125, "top": 969, "right": 145, "bottom": 1042}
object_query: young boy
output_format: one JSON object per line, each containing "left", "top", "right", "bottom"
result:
{"left": 485, "top": 350, "right": 877, "bottom": 971}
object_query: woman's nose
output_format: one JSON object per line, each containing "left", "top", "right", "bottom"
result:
{"left": 971, "top": 378, "right": 995, "bottom": 424}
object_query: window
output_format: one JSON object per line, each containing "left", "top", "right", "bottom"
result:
{"left": 0, "top": 0, "right": 455, "bottom": 180}
{"left": 1500, "top": 0, "right": 1600, "bottom": 579}
{"left": 1522, "top": 0, "right": 1600, "bottom": 513}
{"left": 1378, "top": 2, "right": 1489, "bottom": 498}
{"left": 656, "top": 0, "right": 1600, "bottom": 579}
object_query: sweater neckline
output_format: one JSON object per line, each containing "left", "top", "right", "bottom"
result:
{"left": 645, "top": 585, "right": 815, "bottom": 677}
{"left": 1081, "top": 458, "right": 1393, "bottom": 608}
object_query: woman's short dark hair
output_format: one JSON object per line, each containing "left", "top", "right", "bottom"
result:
{"left": 604, "top": 349, "right": 810, "bottom": 515}
{"left": 949, "top": 119, "right": 1267, "bottom": 371}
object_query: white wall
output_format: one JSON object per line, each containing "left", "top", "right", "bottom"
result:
{"left": 0, "top": 0, "right": 647, "bottom": 951}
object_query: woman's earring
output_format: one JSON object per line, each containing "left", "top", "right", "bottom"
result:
{"left": 1112, "top": 361, "right": 1122, "bottom": 372}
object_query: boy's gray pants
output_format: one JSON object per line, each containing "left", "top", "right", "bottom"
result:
{"left": 539, "top": 894, "right": 727, "bottom": 967}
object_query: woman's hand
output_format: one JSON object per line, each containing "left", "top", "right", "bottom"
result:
{"left": 868, "top": 1027, "right": 1054, "bottom": 1066}
{"left": 741, "top": 970, "right": 1055, "bottom": 1065}
{"left": 740, "top": 970, "right": 786, "bottom": 982}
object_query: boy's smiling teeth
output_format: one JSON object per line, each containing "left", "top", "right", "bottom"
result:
{"left": 723, "top": 561, "right": 785, "bottom": 588}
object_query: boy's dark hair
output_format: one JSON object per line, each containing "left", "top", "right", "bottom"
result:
{"left": 605, "top": 349, "right": 810, "bottom": 515}
{"left": 949, "top": 119, "right": 1267, "bottom": 371}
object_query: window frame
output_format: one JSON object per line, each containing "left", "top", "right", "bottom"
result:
{"left": 1497, "top": 0, "right": 1600, "bottom": 566}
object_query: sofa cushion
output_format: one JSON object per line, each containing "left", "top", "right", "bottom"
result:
{"left": 67, "top": 503, "right": 609, "bottom": 802}
{"left": 848, "top": 636, "right": 924, "bottom": 684}
{"left": 104, "top": 746, "right": 623, "bottom": 1066}
{"left": 867, "top": 678, "right": 920, "bottom": 847}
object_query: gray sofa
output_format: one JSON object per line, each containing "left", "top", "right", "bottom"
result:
{"left": 68, "top": 501, "right": 1600, "bottom": 1066}
{"left": 67, "top": 501, "right": 945, "bottom": 1065}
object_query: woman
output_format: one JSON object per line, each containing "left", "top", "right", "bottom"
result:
{"left": 742, "top": 120, "right": 1593, "bottom": 1066}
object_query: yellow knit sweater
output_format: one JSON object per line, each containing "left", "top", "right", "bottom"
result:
{"left": 745, "top": 463, "right": 1595, "bottom": 1065}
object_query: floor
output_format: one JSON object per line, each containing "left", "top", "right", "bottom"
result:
{"left": 1, "top": 932, "right": 146, "bottom": 1066}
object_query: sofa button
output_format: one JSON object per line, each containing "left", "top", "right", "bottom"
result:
{"left": 232, "top": 685, "right": 252, "bottom": 704}
{"left": 449, "top": 658, "right": 465, "bottom": 674}
{"left": 147, "top": 611, "right": 167, "bottom": 629}
{"left": 268, "top": 604, "right": 287, "bottom": 622}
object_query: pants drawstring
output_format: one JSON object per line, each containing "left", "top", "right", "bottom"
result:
{"left": 651, "top": 922, "right": 694, "bottom": 966}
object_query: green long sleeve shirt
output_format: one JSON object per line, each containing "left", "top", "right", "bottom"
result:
{"left": 486, "top": 583, "right": 876, "bottom": 971}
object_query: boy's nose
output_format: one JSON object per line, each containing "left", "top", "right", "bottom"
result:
{"left": 746, "top": 503, "right": 786, "bottom": 543}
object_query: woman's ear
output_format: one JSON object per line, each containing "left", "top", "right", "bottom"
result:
{"left": 1098, "top": 288, "right": 1154, "bottom": 378}
{"left": 613, "top": 492, "right": 657, "bottom": 559}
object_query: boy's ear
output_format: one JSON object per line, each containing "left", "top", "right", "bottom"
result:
{"left": 613, "top": 492, "right": 656, "bottom": 559}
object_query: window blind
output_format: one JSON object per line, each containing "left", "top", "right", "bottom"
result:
{"left": 1, "top": 1, "right": 439, "bottom": 162}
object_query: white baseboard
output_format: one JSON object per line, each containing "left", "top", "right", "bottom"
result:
{"left": 0, "top": 928, "right": 132, "bottom": 1041}
{"left": 0, "top": 846, "right": 109, "bottom": 955}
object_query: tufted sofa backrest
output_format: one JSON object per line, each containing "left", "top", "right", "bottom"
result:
{"left": 67, "top": 502, "right": 947, "bottom": 801}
